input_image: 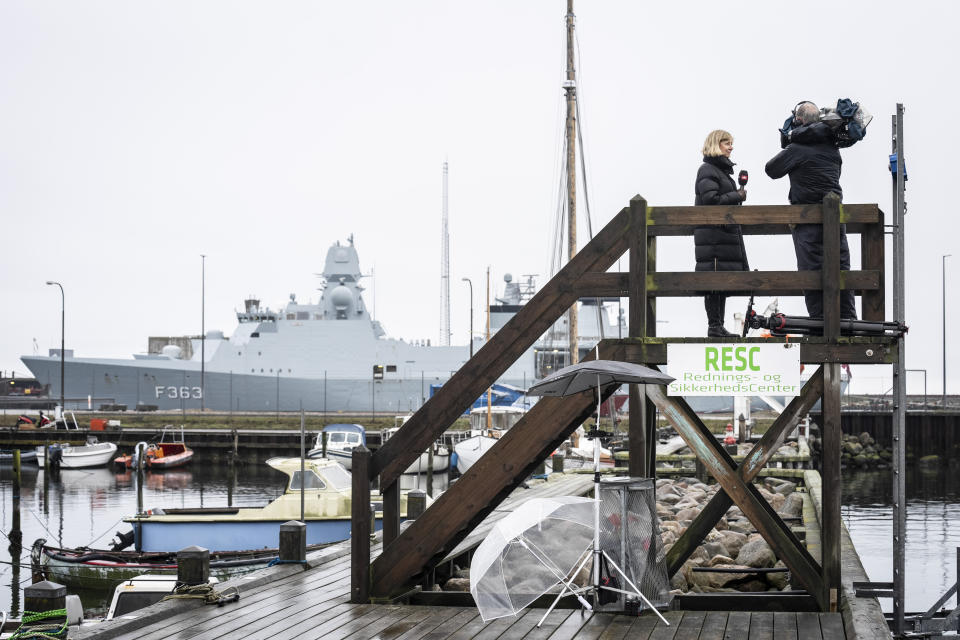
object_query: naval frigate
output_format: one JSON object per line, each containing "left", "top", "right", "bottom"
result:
{"left": 22, "top": 238, "right": 625, "bottom": 413}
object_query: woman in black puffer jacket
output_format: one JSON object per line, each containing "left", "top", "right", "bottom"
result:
{"left": 694, "top": 129, "right": 749, "bottom": 337}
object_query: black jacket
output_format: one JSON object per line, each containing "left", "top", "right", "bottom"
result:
{"left": 764, "top": 123, "right": 842, "bottom": 204}
{"left": 693, "top": 155, "right": 748, "bottom": 272}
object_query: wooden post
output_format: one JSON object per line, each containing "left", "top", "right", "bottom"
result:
{"left": 381, "top": 480, "right": 400, "bottom": 546}
{"left": 407, "top": 490, "right": 427, "bottom": 520}
{"left": 177, "top": 546, "right": 210, "bottom": 585}
{"left": 628, "top": 195, "right": 650, "bottom": 477}
{"left": 551, "top": 453, "right": 564, "bottom": 473}
{"left": 24, "top": 580, "right": 65, "bottom": 613}
{"left": 821, "top": 193, "right": 843, "bottom": 611}
{"left": 822, "top": 193, "right": 842, "bottom": 338}
{"left": 279, "top": 520, "right": 306, "bottom": 563}
{"left": 822, "top": 363, "right": 843, "bottom": 610}
{"left": 351, "top": 445, "right": 371, "bottom": 603}
{"left": 860, "top": 209, "right": 885, "bottom": 321}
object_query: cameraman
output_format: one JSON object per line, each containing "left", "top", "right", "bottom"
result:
{"left": 765, "top": 101, "right": 856, "bottom": 320}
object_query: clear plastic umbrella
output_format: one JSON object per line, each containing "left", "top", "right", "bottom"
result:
{"left": 470, "top": 496, "right": 596, "bottom": 622}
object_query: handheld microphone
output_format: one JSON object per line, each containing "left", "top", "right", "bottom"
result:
{"left": 738, "top": 170, "right": 749, "bottom": 188}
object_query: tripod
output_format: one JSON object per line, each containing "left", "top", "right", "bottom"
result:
{"left": 536, "top": 386, "right": 669, "bottom": 627}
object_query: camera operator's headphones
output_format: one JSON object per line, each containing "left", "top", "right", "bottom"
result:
{"left": 792, "top": 100, "right": 816, "bottom": 126}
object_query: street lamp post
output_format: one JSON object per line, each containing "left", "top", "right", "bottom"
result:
{"left": 45, "top": 281, "right": 65, "bottom": 410}
{"left": 201, "top": 254, "right": 206, "bottom": 411}
{"left": 944, "top": 254, "right": 952, "bottom": 409}
{"left": 462, "top": 278, "right": 474, "bottom": 358}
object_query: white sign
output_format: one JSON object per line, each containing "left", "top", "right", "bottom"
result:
{"left": 666, "top": 343, "right": 801, "bottom": 397}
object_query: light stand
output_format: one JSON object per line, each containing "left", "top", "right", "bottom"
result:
{"left": 537, "top": 372, "right": 668, "bottom": 627}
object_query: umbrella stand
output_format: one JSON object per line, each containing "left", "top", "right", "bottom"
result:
{"left": 537, "top": 356, "right": 669, "bottom": 627}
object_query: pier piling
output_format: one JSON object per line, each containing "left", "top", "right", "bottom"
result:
{"left": 177, "top": 546, "right": 210, "bottom": 585}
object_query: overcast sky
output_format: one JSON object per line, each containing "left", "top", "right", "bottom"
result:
{"left": 2, "top": 1, "right": 956, "bottom": 396}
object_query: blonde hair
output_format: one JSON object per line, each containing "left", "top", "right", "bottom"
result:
{"left": 702, "top": 129, "right": 733, "bottom": 157}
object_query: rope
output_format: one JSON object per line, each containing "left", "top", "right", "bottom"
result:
{"left": 266, "top": 557, "right": 307, "bottom": 567}
{"left": 8, "top": 609, "right": 68, "bottom": 639}
{"left": 160, "top": 582, "right": 240, "bottom": 606}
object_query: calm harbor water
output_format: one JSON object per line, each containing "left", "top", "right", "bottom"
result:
{"left": 0, "top": 457, "right": 446, "bottom": 617}
{"left": 0, "top": 458, "right": 955, "bottom": 618}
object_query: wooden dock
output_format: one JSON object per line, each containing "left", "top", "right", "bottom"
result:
{"left": 74, "top": 472, "right": 855, "bottom": 640}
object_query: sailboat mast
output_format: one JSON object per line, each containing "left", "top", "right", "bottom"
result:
{"left": 440, "top": 161, "right": 451, "bottom": 346}
{"left": 564, "top": 0, "right": 578, "bottom": 365}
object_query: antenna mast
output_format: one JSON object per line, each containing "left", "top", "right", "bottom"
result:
{"left": 564, "top": 0, "right": 578, "bottom": 365}
{"left": 440, "top": 161, "right": 451, "bottom": 346}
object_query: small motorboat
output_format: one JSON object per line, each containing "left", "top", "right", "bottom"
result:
{"left": 33, "top": 409, "right": 119, "bottom": 469}
{"left": 36, "top": 437, "right": 118, "bottom": 469}
{"left": 305, "top": 423, "right": 365, "bottom": 469}
{"left": 114, "top": 426, "right": 194, "bottom": 470}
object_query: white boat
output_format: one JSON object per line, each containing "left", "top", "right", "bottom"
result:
{"left": 453, "top": 434, "right": 498, "bottom": 474}
{"left": 305, "top": 423, "right": 365, "bottom": 469}
{"left": 384, "top": 416, "right": 450, "bottom": 474}
{"left": 104, "top": 574, "right": 219, "bottom": 621}
{"left": 35, "top": 438, "right": 118, "bottom": 469}
{"left": 34, "top": 411, "right": 118, "bottom": 468}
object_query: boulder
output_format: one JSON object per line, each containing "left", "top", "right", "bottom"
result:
{"left": 768, "top": 493, "right": 786, "bottom": 511}
{"left": 675, "top": 507, "right": 701, "bottom": 522}
{"left": 773, "top": 481, "right": 797, "bottom": 495}
{"left": 707, "top": 555, "right": 736, "bottom": 567}
{"left": 765, "top": 562, "right": 789, "bottom": 590}
{"left": 444, "top": 578, "right": 471, "bottom": 592}
{"left": 714, "top": 517, "right": 729, "bottom": 531}
{"left": 717, "top": 530, "right": 748, "bottom": 557}
{"left": 670, "top": 571, "right": 688, "bottom": 591}
{"left": 658, "top": 493, "right": 682, "bottom": 505}
{"left": 736, "top": 540, "right": 776, "bottom": 568}
{"left": 858, "top": 431, "right": 874, "bottom": 446}
{"left": 734, "top": 579, "right": 769, "bottom": 593}
{"left": 703, "top": 541, "right": 729, "bottom": 559}
{"left": 919, "top": 455, "right": 940, "bottom": 467}
{"left": 728, "top": 520, "right": 754, "bottom": 535}
{"left": 779, "top": 493, "right": 804, "bottom": 518}
{"left": 689, "top": 564, "right": 753, "bottom": 589}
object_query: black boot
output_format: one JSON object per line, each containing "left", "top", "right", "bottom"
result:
{"left": 705, "top": 294, "right": 736, "bottom": 337}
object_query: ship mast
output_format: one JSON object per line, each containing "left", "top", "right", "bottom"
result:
{"left": 440, "top": 161, "right": 451, "bottom": 346}
{"left": 564, "top": 0, "right": 578, "bottom": 365}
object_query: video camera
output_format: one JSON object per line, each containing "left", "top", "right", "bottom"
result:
{"left": 780, "top": 98, "right": 873, "bottom": 149}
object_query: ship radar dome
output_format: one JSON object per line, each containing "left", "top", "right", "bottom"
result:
{"left": 331, "top": 285, "right": 353, "bottom": 310}
{"left": 161, "top": 345, "right": 183, "bottom": 359}
{"left": 504, "top": 273, "right": 513, "bottom": 283}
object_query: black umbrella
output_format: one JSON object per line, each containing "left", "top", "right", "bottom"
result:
{"left": 526, "top": 360, "right": 674, "bottom": 397}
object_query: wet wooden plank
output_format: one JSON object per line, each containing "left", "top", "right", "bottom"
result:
{"left": 573, "top": 613, "right": 618, "bottom": 640}
{"left": 517, "top": 609, "right": 574, "bottom": 640}
{"left": 696, "top": 611, "right": 728, "bottom": 640}
{"left": 723, "top": 611, "right": 751, "bottom": 640}
{"left": 417, "top": 610, "right": 480, "bottom": 640}
{"left": 357, "top": 607, "right": 437, "bottom": 640}
{"left": 596, "top": 613, "right": 635, "bottom": 640}
{"left": 648, "top": 610, "right": 683, "bottom": 640}
{"left": 747, "top": 612, "right": 774, "bottom": 640}
{"left": 491, "top": 609, "right": 543, "bottom": 640}
{"left": 312, "top": 604, "right": 408, "bottom": 640}
{"left": 391, "top": 607, "right": 470, "bottom": 640}
{"left": 795, "top": 612, "right": 823, "bottom": 640}
{"left": 461, "top": 613, "right": 518, "bottom": 640}
{"left": 536, "top": 608, "right": 590, "bottom": 640}
{"left": 817, "top": 614, "right": 845, "bottom": 640}
{"left": 626, "top": 614, "right": 659, "bottom": 640}
{"left": 671, "top": 609, "right": 705, "bottom": 640}
{"left": 772, "top": 612, "right": 798, "bottom": 640}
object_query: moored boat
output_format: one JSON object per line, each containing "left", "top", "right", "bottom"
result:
{"left": 36, "top": 438, "right": 118, "bottom": 469}
{"left": 114, "top": 426, "right": 194, "bottom": 470}
{"left": 305, "top": 423, "right": 365, "bottom": 469}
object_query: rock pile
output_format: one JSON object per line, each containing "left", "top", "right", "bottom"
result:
{"left": 808, "top": 430, "right": 891, "bottom": 468}
{"left": 657, "top": 476, "right": 801, "bottom": 594}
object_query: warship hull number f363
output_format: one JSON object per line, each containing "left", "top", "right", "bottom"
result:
{"left": 155, "top": 386, "right": 202, "bottom": 399}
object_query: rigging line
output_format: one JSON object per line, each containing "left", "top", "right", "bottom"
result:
{"left": 28, "top": 509, "right": 58, "bottom": 543}
{"left": 85, "top": 518, "right": 123, "bottom": 548}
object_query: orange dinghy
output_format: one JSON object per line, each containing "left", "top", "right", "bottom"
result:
{"left": 114, "top": 426, "right": 194, "bottom": 470}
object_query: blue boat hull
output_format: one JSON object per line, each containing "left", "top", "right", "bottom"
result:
{"left": 132, "top": 517, "right": 381, "bottom": 553}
